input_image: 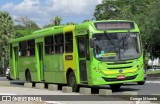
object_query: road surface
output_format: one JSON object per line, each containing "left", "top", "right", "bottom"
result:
{"left": 0, "top": 77, "right": 159, "bottom": 104}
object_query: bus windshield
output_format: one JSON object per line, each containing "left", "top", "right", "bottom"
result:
{"left": 93, "top": 32, "right": 141, "bottom": 61}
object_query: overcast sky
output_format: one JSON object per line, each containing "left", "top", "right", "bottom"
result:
{"left": 0, "top": 0, "right": 102, "bottom": 27}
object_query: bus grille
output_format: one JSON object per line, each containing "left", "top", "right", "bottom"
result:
{"left": 107, "top": 66, "right": 132, "bottom": 69}
{"left": 106, "top": 60, "right": 134, "bottom": 69}
{"left": 106, "top": 61, "right": 133, "bottom": 65}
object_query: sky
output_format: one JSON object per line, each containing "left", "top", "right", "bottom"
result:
{"left": 0, "top": 0, "right": 102, "bottom": 27}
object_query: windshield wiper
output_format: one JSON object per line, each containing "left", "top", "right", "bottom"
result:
{"left": 118, "top": 30, "right": 130, "bottom": 60}
{"left": 120, "top": 30, "right": 130, "bottom": 49}
{"left": 104, "top": 31, "right": 115, "bottom": 46}
{"left": 95, "top": 44, "right": 100, "bottom": 54}
{"left": 104, "top": 31, "right": 118, "bottom": 53}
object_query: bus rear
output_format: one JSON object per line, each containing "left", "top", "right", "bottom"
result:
{"left": 88, "top": 20, "right": 144, "bottom": 90}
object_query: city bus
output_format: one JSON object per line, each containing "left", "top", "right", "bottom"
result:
{"left": 9, "top": 20, "right": 145, "bottom": 91}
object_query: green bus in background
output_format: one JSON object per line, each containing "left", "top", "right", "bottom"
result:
{"left": 9, "top": 20, "right": 145, "bottom": 91}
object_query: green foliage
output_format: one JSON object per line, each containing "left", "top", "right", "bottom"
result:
{"left": 43, "top": 16, "right": 63, "bottom": 28}
{"left": 82, "top": 19, "right": 91, "bottom": 23}
{"left": 15, "top": 17, "right": 39, "bottom": 29}
{"left": 139, "top": 0, "right": 160, "bottom": 58}
{"left": 14, "top": 28, "right": 37, "bottom": 38}
{"left": 0, "top": 11, "right": 14, "bottom": 74}
{"left": 0, "top": 11, "right": 14, "bottom": 52}
{"left": 14, "top": 17, "right": 40, "bottom": 38}
{"left": 94, "top": 0, "right": 152, "bottom": 20}
{"left": 43, "top": 24, "right": 55, "bottom": 28}
{"left": 52, "top": 16, "right": 62, "bottom": 26}
{"left": 66, "top": 22, "right": 76, "bottom": 25}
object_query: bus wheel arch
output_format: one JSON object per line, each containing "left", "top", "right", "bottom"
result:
{"left": 25, "top": 69, "right": 32, "bottom": 82}
{"left": 66, "top": 68, "right": 78, "bottom": 92}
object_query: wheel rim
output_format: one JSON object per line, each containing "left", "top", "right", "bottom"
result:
{"left": 69, "top": 76, "right": 76, "bottom": 87}
{"left": 68, "top": 72, "right": 78, "bottom": 92}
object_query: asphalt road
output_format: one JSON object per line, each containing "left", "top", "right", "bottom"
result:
{"left": 0, "top": 77, "right": 160, "bottom": 95}
{"left": 0, "top": 77, "right": 159, "bottom": 104}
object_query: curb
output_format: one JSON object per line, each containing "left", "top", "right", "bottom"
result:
{"left": 0, "top": 81, "right": 10, "bottom": 87}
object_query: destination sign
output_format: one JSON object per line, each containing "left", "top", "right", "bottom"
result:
{"left": 94, "top": 22, "right": 134, "bottom": 30}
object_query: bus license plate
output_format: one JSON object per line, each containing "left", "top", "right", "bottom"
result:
{"left": 117, "top": 76, "right": 125, "bottom": 80}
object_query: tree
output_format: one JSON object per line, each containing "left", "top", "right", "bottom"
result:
{"left": 43, "top": 24, "right": 55, "bottom": 28}
{"left": 43, "top": 16, "right": 62, "bottom": 28}
{"left": 66, "top": 22, "right": 76, "bottom": 25}
{"left": 14, "top": 17, "right": 39, "bottom": 38}
{"left": 0, "top": 11, "right": 14, "bottom": 75}
{"left": 139, "top": 0, "right": 160, "bottom": 58}
{"left": 94, "top": 0, "right": 120, "bottom": 20}
{"left": 82, "top": 19, "right": 90, "bottom": 23}
{"left": 52, "top": 16, "right": 62, "bottom": 26}
{"left": 94, "top": 0, "right": 152, "bottom": 20}
{"left": 15, "top": 17, "right": 39, "bottom": 30}
{"left": 0, "top": 11, "right": 14, "bottom": 37}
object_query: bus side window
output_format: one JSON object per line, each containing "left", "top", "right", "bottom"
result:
{"left": 55, "top": 34, "right": 64, "bottom": 54}
{"left": 27, "top": 40, "right": 35, "bottom": 56}
{"left": 19, "top": 41, "right": 27, "bottom": 56}
{"left": 45, "top": 36, "right": 54, "bottom": 54}
{"left": 78, "top": 37, "right": 86, "bottom": 58}
{"left": 27, "top": 50, "right": 30, "bottom": 56}
{"left": 65, "top": 32, "right": 73, "bottom": 53}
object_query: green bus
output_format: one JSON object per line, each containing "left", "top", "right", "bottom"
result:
{"left": 9, "top": 20, "right": 145, "bottom": 91}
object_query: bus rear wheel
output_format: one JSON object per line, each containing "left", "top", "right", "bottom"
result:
{"left": 110, "top": 84, "right": 121, "bottom": 91}
{"left": 26, "top": 71, "right": 31, "bottom": 82}
{"left": 68, "top": 72, "right": 78, "bottom": 92}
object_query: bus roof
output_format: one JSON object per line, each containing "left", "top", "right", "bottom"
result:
{"left": 9, "top": 20, "right": 137, "bottom": 43}
{"left": 9, "top": 26, "right": 66, "bottom": 43}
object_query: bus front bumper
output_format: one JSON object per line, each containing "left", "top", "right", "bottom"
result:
{"left": 91, "top": 69, "right": 144, "bottom": 85}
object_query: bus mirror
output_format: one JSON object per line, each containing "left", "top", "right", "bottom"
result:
{"left": 90, "top": 38, "right": 94, "bottom": 48}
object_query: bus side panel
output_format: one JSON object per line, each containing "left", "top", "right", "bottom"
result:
{"left": 10, "top": 57, "right": 14, "bottom": 79}
{"left": 44, "top": 54, "right": 65, "bottom": 83}
{"left": 18, "top": 57, "right": 37, "bottom": 81}
{"left": 10, "top": 45, "right": 18, "bottom": 79}
{"left": 63, "top": 27, "right": 79, "bottom": 84}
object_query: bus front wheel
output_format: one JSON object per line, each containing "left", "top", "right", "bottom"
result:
{"left": 137, "top": 81, "right": 145, "bottom": 85}
{"left": 26, "top": 71, "right": 31, "bottom": 82}
{"left": 110, "top": 84, "right": 121, "bottom": 91}
{"left": 68, "top": 72, "right": 78, "bottom": 92}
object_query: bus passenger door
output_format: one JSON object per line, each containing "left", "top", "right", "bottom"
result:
{"left": 77, "top": 35, "right": 90, "bottom": 84}
{"left": 37, "top": 43, "right": 44, "bottom": 81}
{"left": 13, "top": 46, "right": 19, "bottom": 79}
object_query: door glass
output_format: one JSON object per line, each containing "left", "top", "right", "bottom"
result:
{"left": 78, "top": 37, "right": 86, "bottom": 58}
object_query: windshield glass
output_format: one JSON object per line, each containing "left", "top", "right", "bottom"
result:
{"left": 93, "top": 32, "right": 141, "bottom": 61}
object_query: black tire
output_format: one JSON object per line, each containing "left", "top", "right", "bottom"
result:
{"left": 137, "top": 81, "right": 145, "bottom": 85}
{"left": 68, "top": 72, "right": 78, "bottom": 92}
{"left": 8, "top": 74, "right": 13, "bottom": 80}
{"left": 26, "top": 71, "right": 31, "bottom": 82}
{"left": 6, "top": 76, "right": 9, "bottom": 80}
{"left": 110, "top": 84, "right": 121, "bottom": 91}
{"left": 7, "top": 76, "right": 12, "bottom": 80}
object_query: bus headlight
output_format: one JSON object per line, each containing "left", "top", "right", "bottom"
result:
{"left": 93, "top": 66, "right": 99, "bottom": 72}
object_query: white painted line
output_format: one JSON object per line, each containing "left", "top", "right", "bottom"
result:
{"left": 0, "top": 77, "right": 6, "bottom": 78}
{"left": 44, "top": 101, "right": 65, "bottom": 104}
{"left": 146, "top": 81, "right": 160, "bottom": 84}
{"left": 0, "top": 93, "right": 16, "bottom": 95}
